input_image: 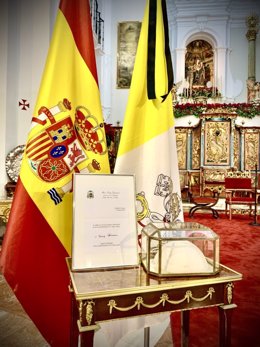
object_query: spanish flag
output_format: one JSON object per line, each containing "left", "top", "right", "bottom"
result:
{"left": 0, "top": 1, "right": 110, "bottom": 346}
{"left": 114, "top": 0, "right": 183, "bottom": 231}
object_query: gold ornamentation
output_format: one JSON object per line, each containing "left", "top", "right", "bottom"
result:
{"left": 192, "top": 127, "right": 201, "bottom": 169}
{"left": 233, "top": 128, "right": 240, "bottom": 169}
{"left": 85, "top": 300, "right": 95, "bottom": 326}
{"left": 136, "top": 192, "right": 150, "bottom": 221}
{"left": 203, "top": 108, "right": 237, "bottom": 115}
{"left": 226, "top": 283, "right": 234, "bottom": 304}
{"left": 0, "top": 200, "right": 12, "bottom": 224}
{"left": 78, "top": 300, "right": 95, "bottom": 326}
{"left": 246, "top": 29, "right": 258, "bottom": 41}
{"left": 200, "top": 167, "right": 230, "bottom": 195}
{"left": 204, "top": 121, "right": 230, "bottom": 165}
{"left": 79, "top": 301, "right": 83, "bottom": 323}
{"left": 244, "top": 133, "right": 259, "bottom": 170}
{"left": 226, "top": 171, "right": 251, "bottom": 178}
{"left": 176, "top": 132, "right": 187, "bottom": 170}
{"left": 230, "top": 208, "right": 253, "bottom": 216}
{"left": 204, "top": 169, "right": 226, "bottom": 182}
{"left": 246, "top": 15, "right": 259, "bottom": 30}
{"left": 108, "top": 287, "right": 215, "bottom": 314}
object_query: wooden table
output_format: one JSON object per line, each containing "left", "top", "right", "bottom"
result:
{"left": 67, "top": 258, "right": 242, "bottom": 347}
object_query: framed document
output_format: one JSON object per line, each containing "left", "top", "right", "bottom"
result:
{"left": 72, "top": 173, "right": 139, "bottom": 271}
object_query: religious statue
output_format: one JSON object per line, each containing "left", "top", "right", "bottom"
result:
{"left": 186, "top": 66, "right": 194, "bottom": 92}
{"left": 171, "top": 81, "right": 182, "bottom": 102}
{"left": 193, "top": 58, "right": 205, "bottom": 86}
{"left": 254, "top": 82, "right": 260, "bottom": 101}
{"left": 247, "top": 79, "right": 260, "bottom": 102}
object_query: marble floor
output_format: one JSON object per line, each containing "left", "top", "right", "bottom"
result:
{"left": 0, "top": 273, "right": 173, "bottom": 346}
{"left": 0, "top": 221, "right": 48, "bottom": 346}
{"left": 0, "top": 272, "right": 49, "bottom": 347}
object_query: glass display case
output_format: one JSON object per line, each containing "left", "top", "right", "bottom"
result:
{"left": 141, "top": 222, "right": 220, "bottom": 277}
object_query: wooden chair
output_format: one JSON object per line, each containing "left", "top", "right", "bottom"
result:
{"left": 189, "top": 188, "right": 220, "bottom": 219}
{"left": 225, "top": 171, "right": 255, "bottom": 220}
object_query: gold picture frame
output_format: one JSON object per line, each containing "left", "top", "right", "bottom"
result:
{"left": 117, "top": 21, "right": 141, "bottom": 89}
{"left": 204, "top": 121, "right": 230, "bottom": 166}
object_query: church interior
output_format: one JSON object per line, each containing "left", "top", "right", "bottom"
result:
{"left": 0, "top": 0, "right": 260, "bottom": 346}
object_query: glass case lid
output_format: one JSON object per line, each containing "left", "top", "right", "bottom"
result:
{"left": 142, "top": 222, "right": 219, "bottom": 240}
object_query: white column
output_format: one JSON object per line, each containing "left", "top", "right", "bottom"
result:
{"left": 174, "top": 48, "right": 186, "bottom": 86}
{"left": 99, "top": 0, "right": 112, "bottom": 124}
{"left": 215, "top": 47, "right": 227, "bottom": 98}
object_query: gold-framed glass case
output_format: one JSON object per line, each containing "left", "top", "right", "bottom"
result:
{"left": 141, "top": 222, "right": 220, "bottom": 277}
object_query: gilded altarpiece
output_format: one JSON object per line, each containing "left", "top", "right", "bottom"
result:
{"left": 204, "top": 121, "right": 230, "bottom": 166}
{"left": 104, "top": 118, "right": 259, "bottom": 198}
{"left": 176, "top": 131, "right": 188, "bottom": 170}
{"left": 175, "top": 110, "right": 260, "bottom": 198}
{"left": 192, "top": 126, "right": 201, "bottom": 169}
{"left": 233, "top": 128, "right": 240, "bottom": 170}
{"left": 244, "top": 131, "right": 260, "bottom": 170}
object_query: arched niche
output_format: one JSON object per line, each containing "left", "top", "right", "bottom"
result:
{"left": 185, "top": 40, "right": 214, "bottom": 88}
{"left": 175, "top": 31, "right": 228, "bottom": 98}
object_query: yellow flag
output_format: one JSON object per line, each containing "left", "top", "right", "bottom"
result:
{"left": 115, "top": 0, "right": 183, "bottom": 231}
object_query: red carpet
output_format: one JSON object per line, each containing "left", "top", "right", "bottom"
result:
{"left": 170, "top": 212, "right": 260, "bottom": 347}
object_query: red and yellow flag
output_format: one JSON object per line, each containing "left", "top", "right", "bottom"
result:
{"left": 0, "top": 1, "right": 110, "bottom": 346}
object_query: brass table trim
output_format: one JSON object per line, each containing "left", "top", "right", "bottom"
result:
{"left": 107, "top": 287, "right": 215, "bottom": 314}
{"left": 69, "top": 265, "right": 242, "bottom": 300}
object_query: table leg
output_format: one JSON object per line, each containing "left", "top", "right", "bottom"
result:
{"left": 70, "top": 289, "right": 79, "bottom": 347}
{"left": 181, "top": 310, "right": 190, "bottom": 347}
{"left": 218, "top": 303, "right": 237, "bottom": 347}
{"left": 80, "top": 330, "right": 94, "bottom": 347}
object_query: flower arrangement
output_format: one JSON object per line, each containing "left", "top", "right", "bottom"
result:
{"left": 174, "top": 102, "right": 260, "bottom": 119}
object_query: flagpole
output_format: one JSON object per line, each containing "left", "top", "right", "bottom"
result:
{"left": 249, "top": 164, "right": 260, "bottom": 226}
{"left": 144, "top": 326, "right": 150, "bottom": 347}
